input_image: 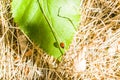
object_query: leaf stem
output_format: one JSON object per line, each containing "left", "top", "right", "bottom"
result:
{"left": 37, "top": 0, "right": 63, "bottom": 56}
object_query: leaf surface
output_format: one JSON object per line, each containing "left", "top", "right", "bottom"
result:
{"left": 12, "top": 0, "right": 80, "bottom": 59}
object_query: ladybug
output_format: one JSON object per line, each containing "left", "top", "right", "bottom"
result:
{"left": 60, "top": 42, "right": 65, "bottom": 49}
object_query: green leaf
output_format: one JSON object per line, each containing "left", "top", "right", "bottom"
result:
{"left": 11, "top": 0, "right": 80, "bottom": 60}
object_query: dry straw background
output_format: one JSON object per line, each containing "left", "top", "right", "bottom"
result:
{"left": 0, "top": 0, "right": 120, "bottom": 80}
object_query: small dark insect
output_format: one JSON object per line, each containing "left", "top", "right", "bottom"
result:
{"left": 60, "top": 42, "right": 65, "bottom": 49}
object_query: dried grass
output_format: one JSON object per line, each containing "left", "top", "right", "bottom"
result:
{"left": 0, "top": 0, "right": 120, "bottom": 80}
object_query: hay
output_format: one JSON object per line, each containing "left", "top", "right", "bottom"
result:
{"left": 0, "top": 0, "right": 120, "bottom": 79}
